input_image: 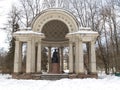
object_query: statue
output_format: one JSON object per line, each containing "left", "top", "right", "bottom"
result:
{"left": 52, "top": 49, "right": 59, "bottom": 63}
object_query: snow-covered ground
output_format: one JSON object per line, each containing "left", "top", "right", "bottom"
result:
{"left": 0, "top": 74, "right": 120, "bottom": 90}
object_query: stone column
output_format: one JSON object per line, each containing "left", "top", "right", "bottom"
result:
{"left": 75, "top": 39, "right": 79, "bottom": 73}
{"left": 78, "top": 40, "right": 84, "bottom": 74}
{"left": 26, "top": 41, "right": 32, "bottom": 73}
{"left": 31, "top": 40, "right": 36, "bottom": 73}
{"left": 37, "top": 41, "right": 42, "bottom": 73}
{"left": 48, "top": 47, "right": 51, "bottom": 73}
{"left": 26, "top": 40, "right": 35, "bottom": 73}
{"left": 90, "top": 41, "right": 96, "bottom": 73}
{"left": 69, "top": 42, "right": 73, "bottom": 73}
{"left": 60, "top": 47, "right": 64, "bottom": 73}
{"left": 73, "top": 46, "right": 75, "bottom": 73}
{"left": 75, "top": 39, "right": 84, "bottom": 74}
{"left": 14, "top": 41, "right": 22, "bottom": 73}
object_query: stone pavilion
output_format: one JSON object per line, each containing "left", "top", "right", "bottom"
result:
{"left": 13, "top": 8, "right": 98, "bottom": 79}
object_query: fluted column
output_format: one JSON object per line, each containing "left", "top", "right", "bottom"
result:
{"left": 78, "top": 40, "right": 84, "bottom": 74}
{"left": 14, "top": 41, "right": 22, "bottom": 73}
{"left": 26, "top": 41, "right": 32, "bottom": 73}
{"left": 32, "top": 40, "right": 36, "bottom": 73}
{"left": 48, "top": 47, "right": 51, "bottom": 73}
{"left": 26, "top": 40, "right": 35, "bottom": 73}
{"left": 37, "top": 41, "right": 42, "bottom": 73}
{"left": 90, "top": 41, "right": 96, "bottom": 73}
{"left": 69, "top": 42, "right": 73, "bottom": 73}
{"left": 60, "top": 47, "right": 64, "bottom": 73}
{"left": 75, "top": 39, "right": 84, "bottom": 74}
{"left": 75, "top": 39, "right": 79, "bottom": 73}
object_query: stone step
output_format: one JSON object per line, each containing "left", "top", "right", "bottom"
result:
{"left": 32, "top": 74, "right": 69, "bottom": 80}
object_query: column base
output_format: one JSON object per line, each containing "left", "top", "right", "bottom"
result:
{"left": 12, "top": 73, "right": 33, "bottom": 79}
{"left": 69, "top": 74, "right": 77, "bottom": 79}
{"left": 77, "top": 73, "right": 98, "bottom": 78}
{"left": 77, "top": 73, "right": 86, "bottom": 78}
{"left": 69, "top": 73, "right": 98, "bottom": 79}
{"left": 36, "top": 72, "right": 42, "bottom": 74}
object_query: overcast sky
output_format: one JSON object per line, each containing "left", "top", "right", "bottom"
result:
{"left": 0, "top": 0, "right": 17, "bottom": 51}
{"left": 0, "top": 0, "right": 17, "bottom": 27}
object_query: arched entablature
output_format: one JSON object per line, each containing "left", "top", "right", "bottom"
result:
{"left": 31, "top": 8, "right": 79, "bottom": 33}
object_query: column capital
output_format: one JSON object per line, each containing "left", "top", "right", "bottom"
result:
{"left": 91, "top": 37, "right": 97, "bottom": 43}
{"left": 36, "top": 38, "right": 42, "bottom": 42}
{"left": 75, "top": 37, "right": 82, "bottom": 42}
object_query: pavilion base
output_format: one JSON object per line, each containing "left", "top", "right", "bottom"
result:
{"left": 12, "top": 73, "right": 98, "bottom": 80}
{"left": 12, "top": 73, "right": 33, "bottom": 79}
{"left": 77, "top": 73, "right": 98, "bottom": 79}
{"left": 12, "top": 73, "right": 69, "bottom": 80}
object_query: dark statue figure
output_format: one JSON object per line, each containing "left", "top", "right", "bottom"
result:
{"left": 52, "top": 49, "right": 59, "bottom": 63}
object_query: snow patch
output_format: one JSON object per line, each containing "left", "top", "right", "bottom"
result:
{"left": 69, "top": 30, "right": 98, "bottom": 34}
{"left": 14, "top": 31, "right": 43, "bottom": 35}
{"left": 0, "top": 74, "right": 120, "bottom": 90}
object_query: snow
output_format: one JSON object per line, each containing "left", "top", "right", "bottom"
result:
{"left": 14, "top": 31, "right": 43, "bottom": 35}
{"left": 69, "top": 30, "right": 98, "bottom": 35}
{"left": 79, "top": 27, "right": 91, "bottom": 30}
{"left": 0, "top": 74, "right": 120, "bottom": 90}
{"left": 76, "top": 30, "right": 98, "bottom": 34}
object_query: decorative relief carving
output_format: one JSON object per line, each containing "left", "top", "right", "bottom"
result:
{"left": 65, "top": 19, "right": 67, "bottom": 21}
{"left": 70, "top": 25, "right": 72, "bottom": 27}
{"left": 40, "top": 22, "right": 43, "bottom": 24}
{"left": 43, "top": 19, "right": 46, "bottom": 21}
{"left": 33, "top": 11, "right": 78, "bottom": 33}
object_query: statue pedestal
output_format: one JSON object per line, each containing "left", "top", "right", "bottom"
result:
{"left": 51, "top": 63, "right": 60, "bottom": 74}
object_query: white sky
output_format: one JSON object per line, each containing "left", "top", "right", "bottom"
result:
{"left": 0, "top": 0, "right": 18, "bottom": 27}
{"left": 0, "top": 0, "right": 17, "bottom": 51}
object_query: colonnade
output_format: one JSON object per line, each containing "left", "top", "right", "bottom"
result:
{"left": 13, "top": 32, "right": 97, "bottom": 75}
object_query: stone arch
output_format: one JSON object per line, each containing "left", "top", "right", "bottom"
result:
{"left": 31, "top": 8, "right": 79, "bottom": 33}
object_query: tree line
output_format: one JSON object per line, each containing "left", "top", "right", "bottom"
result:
{"left": 0, "top": 0, "right": 120, "bottom": 74}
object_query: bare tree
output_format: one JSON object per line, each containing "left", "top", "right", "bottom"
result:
{"left": 42, "top": 0, "right": 70, "bottom": 9}
{"left": 3, "top": 5, "right": 21, "bottom": 73}
{"left": 19, "top": 0, "right": 42, "bottom": 27}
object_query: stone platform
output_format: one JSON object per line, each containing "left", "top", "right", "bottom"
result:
{"left": 33, "top": 74, "right": 69, "bottom": 80}
{"left": 12, "top": 73, "right": 98, "bottom": 80}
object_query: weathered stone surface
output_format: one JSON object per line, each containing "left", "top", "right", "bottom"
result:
{"left": 12, "top": 73, "right": 33, "bottom": 79}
